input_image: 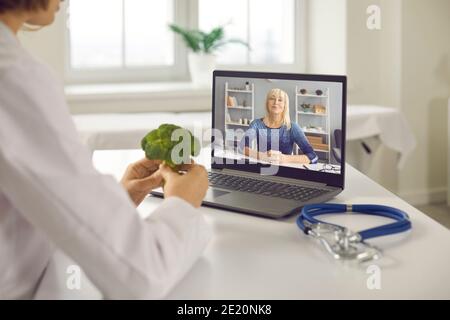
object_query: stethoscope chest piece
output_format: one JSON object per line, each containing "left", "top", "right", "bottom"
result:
{"left": 297, "top": 204, "right": 411, "bottom": 263}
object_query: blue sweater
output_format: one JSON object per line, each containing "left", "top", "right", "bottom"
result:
{"left": 238, "top": 118, "right": 319, "bottom": 164}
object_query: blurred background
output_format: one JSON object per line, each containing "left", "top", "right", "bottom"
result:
{"left": 18, "top": 0, "right": 450, "bottom": 226}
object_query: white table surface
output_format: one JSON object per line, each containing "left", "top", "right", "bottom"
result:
{"left": 215, "top": 149, "right": 342, "bottom": 174}
{"left": 37, "top": 148, "right": 450, "bottom": 299}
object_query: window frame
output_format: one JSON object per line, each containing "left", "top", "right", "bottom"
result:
{"left": 64, "top": 0, "right": 306, "bottom": 85}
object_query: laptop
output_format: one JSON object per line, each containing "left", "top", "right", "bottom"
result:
{"left": 152, "top": 70, "right": 347, "bottom": 218}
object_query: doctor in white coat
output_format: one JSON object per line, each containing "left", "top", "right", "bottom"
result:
{"left": 0, "top": 0, "right": 211, "bottom": 299}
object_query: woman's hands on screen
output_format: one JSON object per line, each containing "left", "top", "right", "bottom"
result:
{"left": 260, "top": 151, "right": 311, "bottom": 165}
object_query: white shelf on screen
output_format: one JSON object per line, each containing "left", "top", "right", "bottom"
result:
{"left": 226, "top": 89, "right": 253, "bottom": 93}
{"left": 225, "top": 122, "right": 250, "bottom": 127}
{"left": 303, "top": 128, "right": 329, "bottom": 135}
{"left": 227, "top": 106, "right": 253, "bottom": 110}
{"left": 297, "top": 111, "right": 327, "bottom": 117}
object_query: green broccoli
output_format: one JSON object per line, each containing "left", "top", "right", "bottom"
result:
{"left": 141, "top": 124, "right": 201, "bottom": 170}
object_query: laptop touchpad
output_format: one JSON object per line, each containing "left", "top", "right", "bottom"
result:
{"left": 204, "top": 189, "right": 231, "bottom": 201}
{"left": 214, "top": 192, "right": 298, "bottom": 213}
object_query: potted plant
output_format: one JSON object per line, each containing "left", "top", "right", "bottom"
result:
{"left": 169, "top": 24, "right": 248, "bottom": 86}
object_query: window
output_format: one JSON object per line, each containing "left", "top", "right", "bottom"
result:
{"left": 69, "top": 0, "right": 174, "bottom": 69}
{"left": 66, "top": 0, "right": 303, "bottom": 84}
{"left": 199, "top": 0, "right": 295, "bottom": 65}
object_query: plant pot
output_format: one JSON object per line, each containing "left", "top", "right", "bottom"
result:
{"left": 188, "top": 52, "right": 217, "bottom": 87}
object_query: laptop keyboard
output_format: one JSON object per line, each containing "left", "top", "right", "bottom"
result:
{"left": 208, "top": 172, "right": 329, "bottom": 202}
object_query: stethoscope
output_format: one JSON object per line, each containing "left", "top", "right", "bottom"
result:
{"left": 296, "top": 204, "right": 412, "bottom": 263}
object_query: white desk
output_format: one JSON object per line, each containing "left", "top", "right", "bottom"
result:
{"left": 36, "top": 149, "right": 450, "bottom": 299}
{"left": 214, "top": 149, "right": 342, "bottom": 174}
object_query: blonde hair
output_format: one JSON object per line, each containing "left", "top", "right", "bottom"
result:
{"left": 265, "top": 88, "right": 291, "bottom": 129}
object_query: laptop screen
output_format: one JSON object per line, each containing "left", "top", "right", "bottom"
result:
{"left": 211, "top": 71, "right": 346, "bottom": 188}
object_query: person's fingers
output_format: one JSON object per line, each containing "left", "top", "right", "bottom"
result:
{"left": 146, "top": 169, "right": 163, "bottom": 182}
{"left": 135, "top": 158, "right": 162, "bottom": 170}
{"left": 159, "top": 163, "right": 179, "bottom": 180}
{"left": 170, "top": 158, "right": 197, "bottom": 171}
{"left": 177, "top": 163, "right": 196, "bottom": 172}
{"left": 185, "top": 163, "right": 204, "bottom": 172}
{"left": 184, "top": 164, "right": 208, "bottom": 178}
{"left": 125, "top": 159, "right": 161, "bottom": 180}
{"left": 137, "top": 170, "right": 163, "bottom": 189}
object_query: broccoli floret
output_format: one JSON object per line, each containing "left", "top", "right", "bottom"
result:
{"left": 141, "top": 124, "right": 201, "bottom": 169}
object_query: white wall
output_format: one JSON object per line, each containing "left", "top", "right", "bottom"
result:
{"left": 18, "top": 4, "right": 65, "bottom": 81}
{"left": 345, "top": 0, "right": 450, "bottom": 204}
{"left": 345, "top": 0, "right": 402, "bottom": 193}
{"left": 307, "top": 0, "right": 347, "bottom": 75}
{"left": 399, "top": 0, "right": 450, "bottom": 204}
{"left": 346, "top": 0, "right": 403, "bottom": 108}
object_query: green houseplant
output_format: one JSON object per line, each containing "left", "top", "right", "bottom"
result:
{"left": 169, "top": 24, "right": 249, "bottom": 86}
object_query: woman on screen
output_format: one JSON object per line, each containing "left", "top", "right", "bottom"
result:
{"left": 239, "top": 88, "right": 318, "bottom": 164}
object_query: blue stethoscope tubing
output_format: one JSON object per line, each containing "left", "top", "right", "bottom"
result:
{"left": 297, "top": 203, "right": 412, "bottom": 241}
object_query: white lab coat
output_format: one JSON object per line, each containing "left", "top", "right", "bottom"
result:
{"left": 0, "top": 22, "right": 212, "bottom": 299}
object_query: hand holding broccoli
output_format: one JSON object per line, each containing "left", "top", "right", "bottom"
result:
{"left": 159, "top": 162, "right": 208, "bottom": 207}
{"left": 138, "top": 124, "right": 208, "bottom": 207}
{"left": 121, "top": 158, "right": 208, "bottom": 208}
{"left": 120, "top": 158, "right": 163, "bottom": 206}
